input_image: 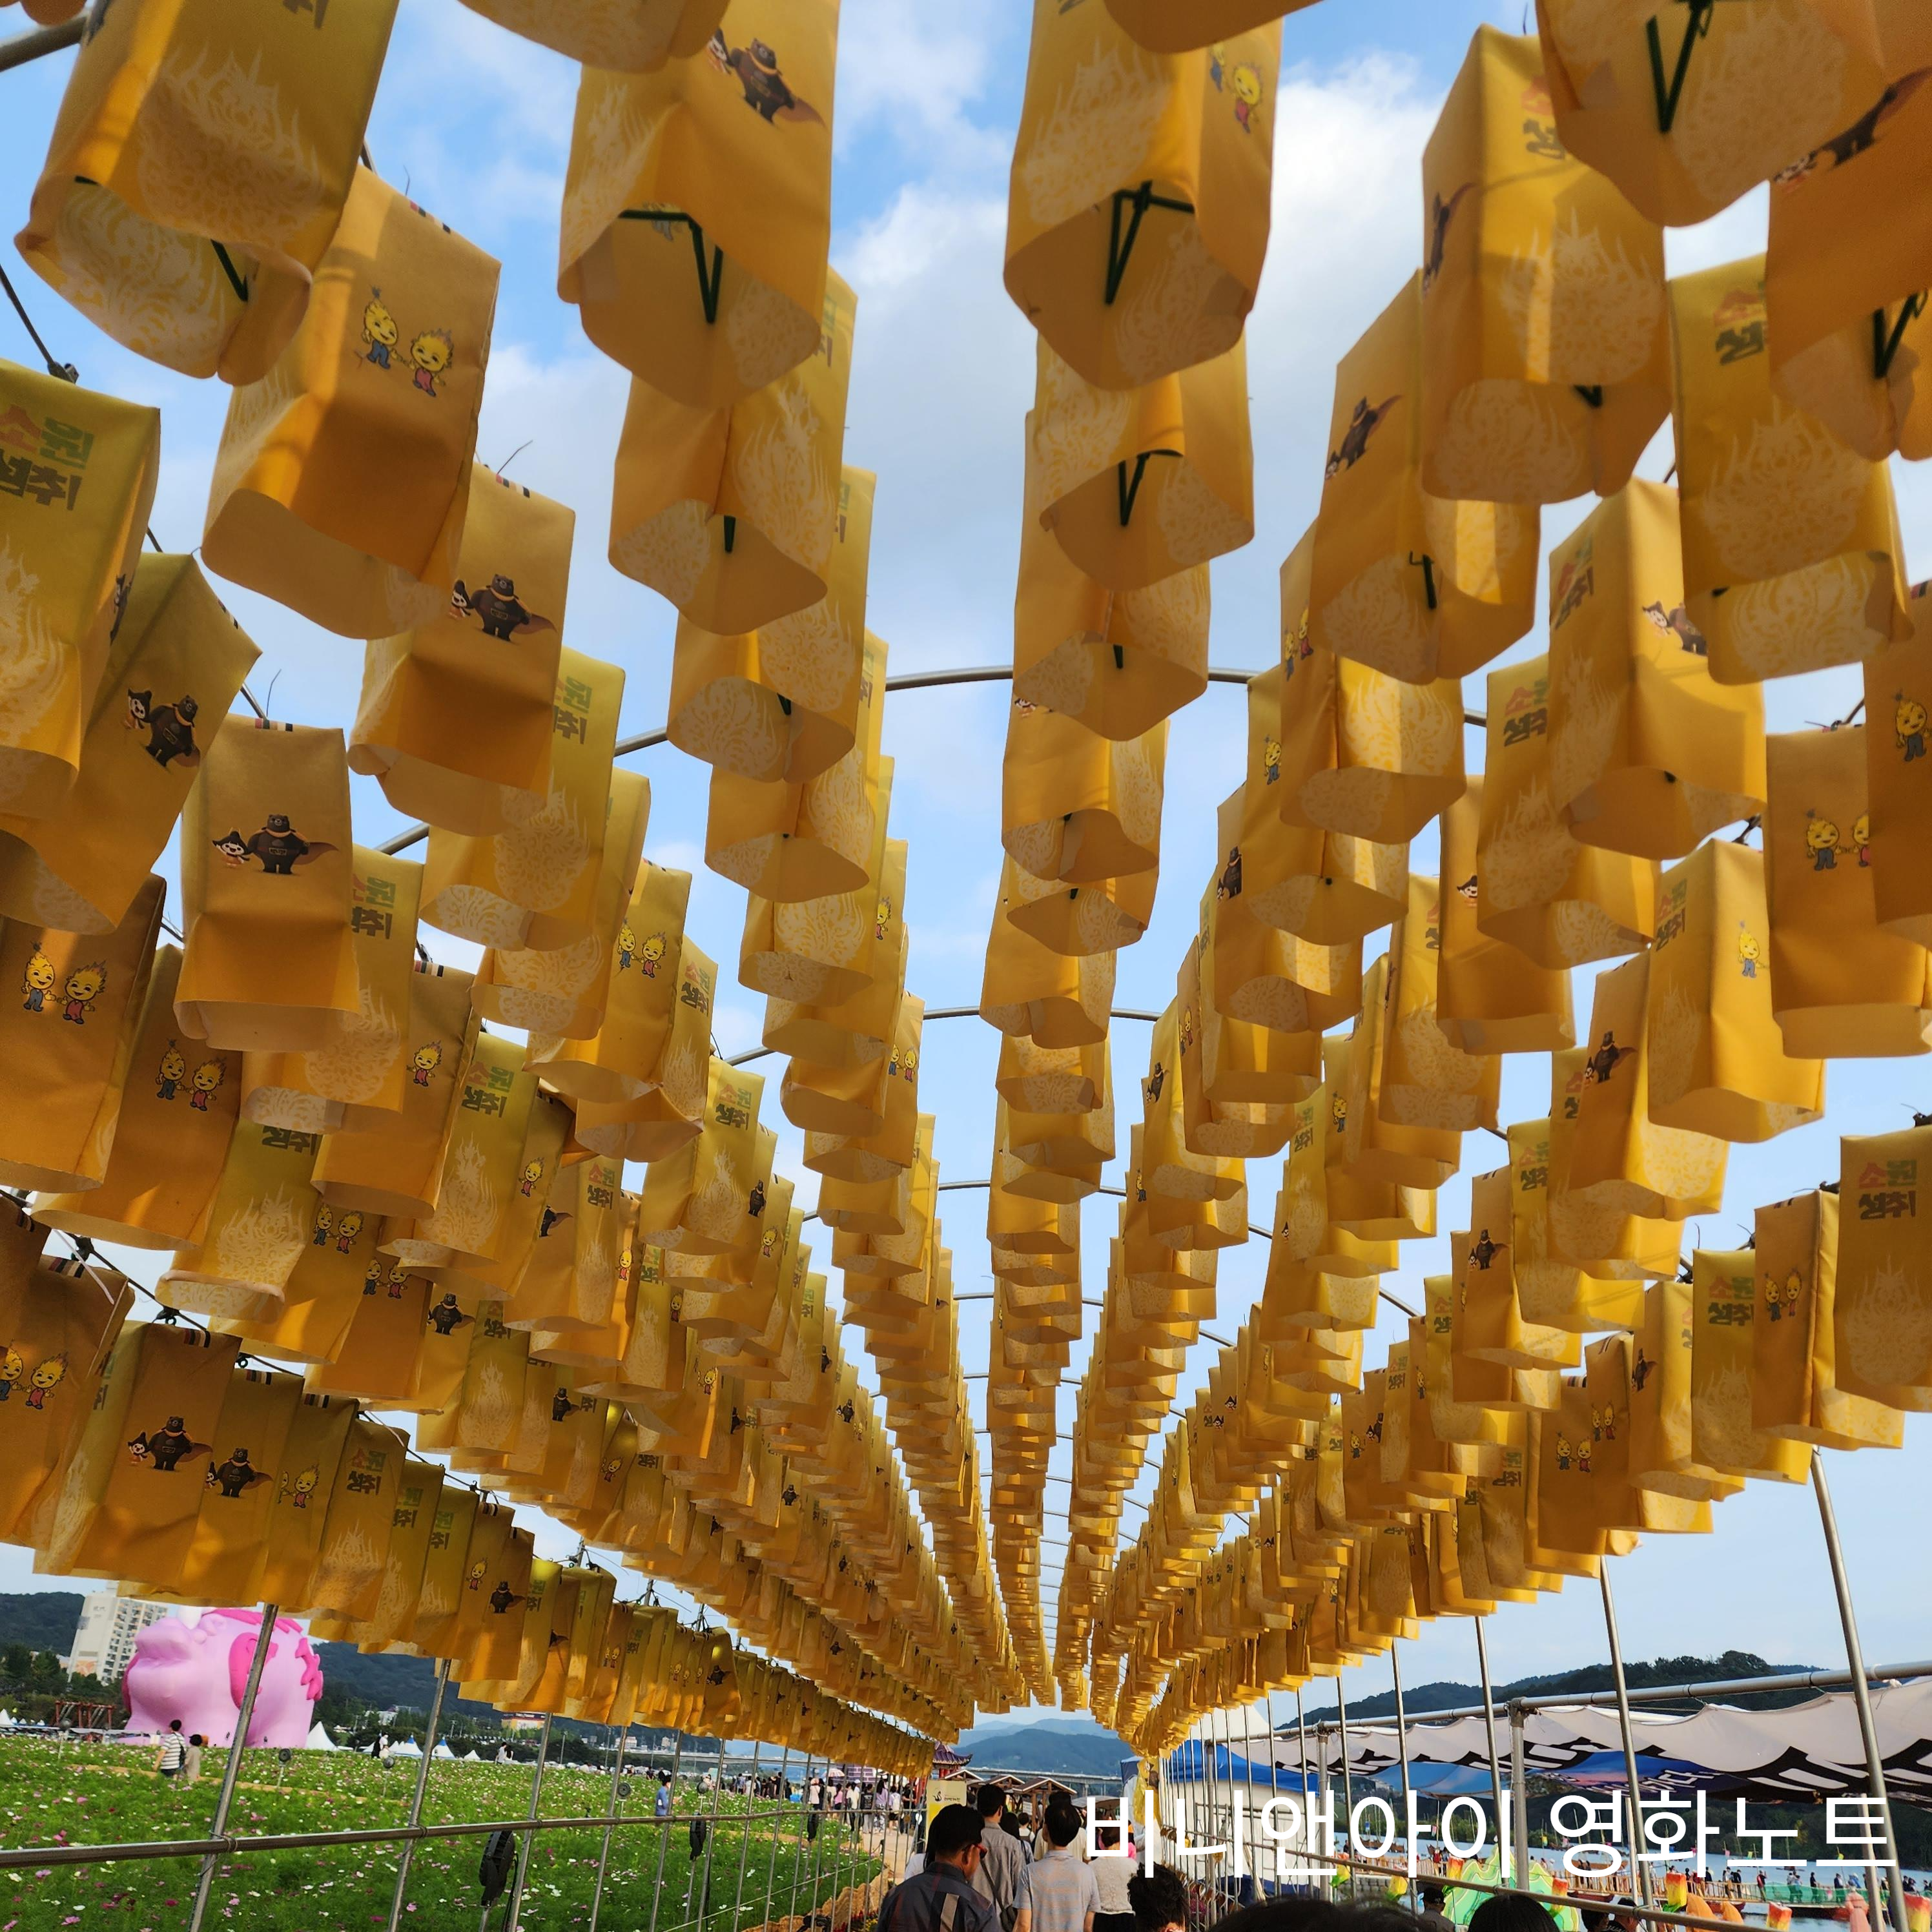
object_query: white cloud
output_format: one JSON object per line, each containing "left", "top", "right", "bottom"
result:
{"left": 831, "top": 0, "right": 1013, "bottom": 178}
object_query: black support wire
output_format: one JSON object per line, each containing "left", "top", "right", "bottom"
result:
{"left": 0, "top": 258, "right": 74, "bottom": 379}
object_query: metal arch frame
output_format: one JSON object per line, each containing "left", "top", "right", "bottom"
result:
{"left": 931, "top": 1177, "right": 1421, "bottom": 1322}
{"left": 375, "top": 666, "right": 1259, "bottom": 858}
{"left": 0, "top": 17, "right": 82, "bottom": 72}
{"left": 375, "top": 663, "right": 1486, "bottom": 856}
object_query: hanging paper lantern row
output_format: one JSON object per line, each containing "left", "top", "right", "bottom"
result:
{"left": 1097, "top": 1127, "right": 1924, "bottom": 1751}
{"left": 840, "top": 1119, "right": 1025, "bottom": 1680}
{"left": 0, "top": 0, "right": 1021, "bottom": 1727}
{"left": 0, "top": 1013, "right": 1000, "bottom": 1735}
{"left": 0, "top": 573, "right": 1012, "bottom": 1727}
{"left": 0, "top": 1218, "right": 925, "bottom": 1763}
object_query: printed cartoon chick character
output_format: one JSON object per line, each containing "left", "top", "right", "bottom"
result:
{"left": 1555, "top": 1434, "right": 1572, "bottom": 1470}
{"left": 519, "top": 1159, "right": 544, "bottom": 1198}
{"left": 20, "top": 946, "right": 54, "bottom": 1014}
{"left": 1737, "top": 926, "right": 1762, "bottom": 978}
{"left": 283, "top": 1465, "right": 319, "bottom": 1509}
{"left": 639, "top": 932, "right": 666, "bottom": 977}
{"left": 313, "top": 1203, "right": 335, "bottom": 1248}
{"left": 0, "top": 1347, "right": 21, "bottom": 1401}
{"left": 333, "top": 1208, "right": 365, "bottom": 1254}
{"left": 361, "top": 291, "right": 398, "bottom": 369}
{"left": 61, "top": 963, "right": 105, "bottom": 1025}
{"left": 876, "top": 895, "right": 892, "bottom": 941}
{"left": 616, "top": 922, "right": 637, "bottom": 971}
{"left": 1898, "top": 694, "right": 1928, "bottom": 761}
{"left": 411, "top": 1041, "right": 442, "bottom": 1087}
{"left": 25, "top": 1354, "right": 65, "bottom": 1410}
{"left": 362, "top": 1257, "right": 382, "bottom": 1296}
{"left": 408, "top": 328, "right": 453, "bottom": 397}
{"left": 156, "top": 1041, "right": 186, "bottom": 1101}
{"left": 1853, "top": 810, "right": 1872, "bottom": 867}
{"left": 1228, "top": 60, "right": 1262, "bottom": 130}
{"left": 466, "top": 1559, "right": 488, "bottom": 1592}
{"left": 189, "top": 1060, "right": 225, "bottom": 1111}
{"left": 1263, "top": 737, "right": 1281, "bottom": 784}
{"left": 1804, "top": 811, "right": 1843, "bottom": 870}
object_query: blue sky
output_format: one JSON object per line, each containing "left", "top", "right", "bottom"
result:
{"left": 1, "top": 0, "right": 1929, "bottom": 1721}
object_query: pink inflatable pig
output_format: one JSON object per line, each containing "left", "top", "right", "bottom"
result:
{"left": 121, "top": 1609, "right": 324, "bottom": 1748}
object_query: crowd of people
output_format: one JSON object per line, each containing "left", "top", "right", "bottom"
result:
{"left": 881, "top": 1786, "right": 1182, "bottom": 1932}
{"left": 871, "top": 1781, "right": 1898, "bottom": 1932}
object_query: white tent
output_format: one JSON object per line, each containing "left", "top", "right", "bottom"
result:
{"left": 306, "top": 1723, "right": 339, "bottom": 1752}
{"left": 389, "top": 1739, "right": 423, "bottom": 1758}
{"left": 463, "top": 1749, "right": 482, "bottom": 1762}
{"left": 1178, "top": 1677, "right": 1932, "bottom": 1806}
{"left": 432, "top": 1742, "right": 456, "bottom": 1760}
{"left": 0, "top": 1710, "right": 15, "bottom": 1728}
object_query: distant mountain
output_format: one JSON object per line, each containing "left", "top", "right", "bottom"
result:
{"left": 0, "top": 1592, "right": 84, "bottom": 1655}
{"left": 1295, "top": 1652, "right": 1822, "bottom": 1722}
{"left": 959, "top": 1712, "right": 1118, "bottom": 1745}
{"left": 960, "top": 1717, "right": 1133, "bottom": 1780}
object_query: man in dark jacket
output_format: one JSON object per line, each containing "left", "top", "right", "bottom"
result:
{"left": 880, "top": 1804, "right": 999, "bottom": 1932}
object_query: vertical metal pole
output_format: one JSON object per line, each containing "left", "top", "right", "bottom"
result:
{"left": 1811, "top": 1449, "right": 1913, "bottom": 1932}
{"left": 805, "top": 1760, "right": 828, "bottom": 1927}
{"left": 786, "top": 1753, "right": 814, "bottom": 1924}
{"left": 1297, "top": 1694, "right": 1315, "bottom": 1893}
{"left": 385, "top": 1656, "right": 452, "bottom": 1932}
{"left": 187, "top": 1602, "right": 280, "bottom": 1932}
{"left": 1200, "top": 1714, "right": 1221, "bottom": 1916}
{"left": 646, "top": 1729, "right": 684, "bottom": 1932}
{"left": 695, "top": 1737, "right": 722, "bottom": 1931}
{"left": 731, "top": 1737, "right": 765, "bottom": 1925}
{"left": 1474, "top": 1618, "right": 1508, "bottom": 1883}
{"left": 762, "top": 1745, "right": 792, "bottom": 1923}
{"left": 827, "top": 1769, "right": 842, "bottom": 1932}
{"left": 1391, "top": 1645, "right": 1417, "bottom": 1911}
{"left": 1508, "top": 1703, "right": 1530, "bottom": 1895}
{"left": 1335, "top": 1680, "right": 1356, "bottom": 1889}
{"left": 1264, "top": 1690, "right": 1283, "bottom": 1898}
{"left": 587, "top": 1723, "right": 631, "bottom": 1932}
{"left": 1242, "top": 1695, "right": 1261, "bottom": 1905}
{"left": 505, "top": 1713, "right": 554, "bottom": 1932}
{"left": 1598, "top": 1567, "right": 1654, "bottom": 1908}
{"left": 1211, "top": 1713, "right": 1229, "bottom": 1918}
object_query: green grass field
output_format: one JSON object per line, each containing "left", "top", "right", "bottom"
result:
{"left": 0, "top": 1738, "right": 892, "bottom": 1931}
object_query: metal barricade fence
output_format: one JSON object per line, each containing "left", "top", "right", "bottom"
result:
{"left": 0, "top": 1733, "right": 903, "bottom": 1932}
